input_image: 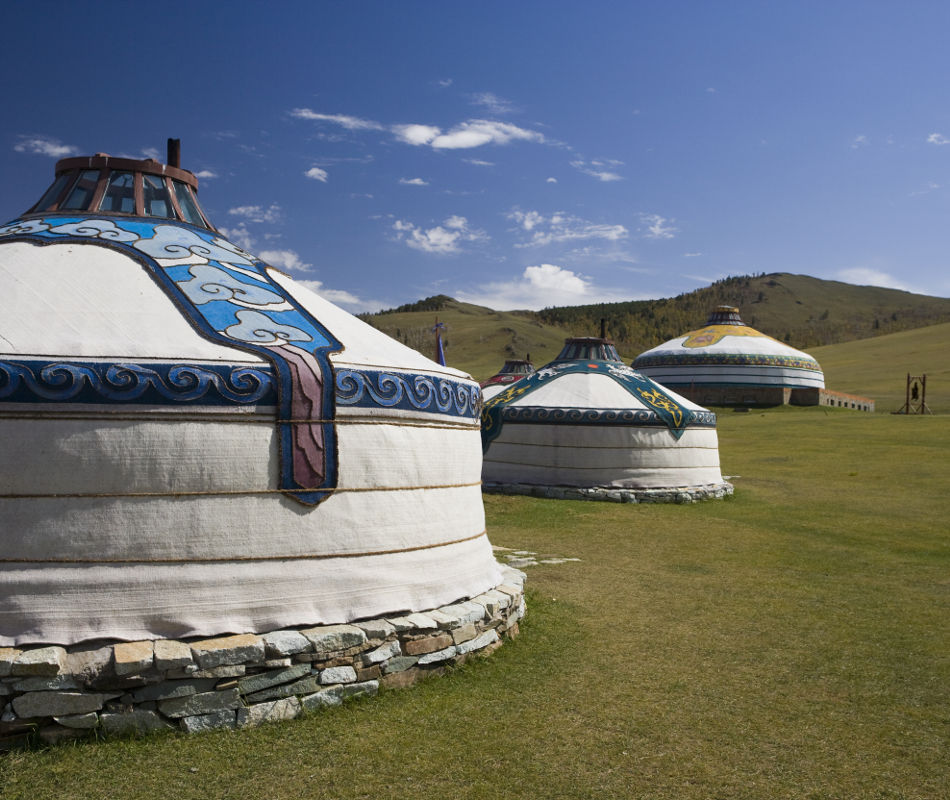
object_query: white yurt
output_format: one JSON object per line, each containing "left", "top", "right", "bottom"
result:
{"left": 0, "top": 149, "right": 501, "bottom": 647}
{"left": 633, "top": 306, "right": 824, "bottom": 404}
{"left": 481, "top": 337, "right": 731, "bottom": 501}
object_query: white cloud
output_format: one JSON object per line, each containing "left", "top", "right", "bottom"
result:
{"left": 195, "top": 169, "right": 218, "bottom": 179}
{"left": 456, "top": 264, "right": 632, "bottom": 310}
{"left": 393, "top": 124, "right": 441, "bottom": 146}
{"left": 399, "top": 177, "right": 429, "bottom": 186}
{"left": 546, "top": 177, "right": 558, "bottom": 183}
{"left": 258, "top": 249, "right": 311, "bottom": 272}
{"left": 438, "top": 78, "right": 453, "bottom": 88}
{"left": 294, "top": 279, "right": 386, "bottom": 314}
{"left": 927, "top": 132, "right": 950, "bottom": 145}
{"left": 430, "top": 119, "right": 544, "bottom": 149}
{"left": 571, "top": 159, "right": 623, "bottom": 182}
{"left": 228, "top": 204, "right": 282, "bottom": 224}
{"left": 470, "top": 92, "right": 514, "bottom": 114}
{"left": 304, "top": 167, "right": 329, "bottom": 182}
{"left": 14, "top": 136, "right": 78, "bottom": 158}
{"left": 683, "top": 252, "right": 703, "bottom": 258}
{"left": 465, "top": 158, "right": 495, "bottom": 166}
{"left": 836, "top": 267, "right": 914, "bottom": 293}
{"left": 641, "top": 213, "right": 677, "bottom": 239}
{"left": 508, "top": 209, "right": 628, "bottom": 247}
{"left": 290, "top": 109, "right": 384, "bottom": 130}
{"left": 218, "top": 224, "right": 256, "bottom": 251}
{"left": 392, "top": 216, "right": 487, "bottom": 255}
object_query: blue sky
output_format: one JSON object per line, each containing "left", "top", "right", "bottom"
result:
{"left": 3, "top": 1, "right": 950, "bottom": 312}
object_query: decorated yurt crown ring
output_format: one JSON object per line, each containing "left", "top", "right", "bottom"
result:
{"left": 0, "top": 142, "right": 524, "bottom": 743}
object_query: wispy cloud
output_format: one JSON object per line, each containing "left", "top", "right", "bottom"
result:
{"left": 456, "top": 264, "right": 634, "bottom": 310}
{"left": 851, "top": 134, "right": 869, "bottom": 149}
{"left": 392, "top": 215, "right": 487, "bottom": 254}
{"left": 258, "top": 249, "right": 311, "bottom": 273}
{"left": 304, "top": 167, "right": 329, "bottom": 182}
{"left": 465, "top": 158, "right": 495, "bottom": 167}
{"left": 195, "top": 169, "right": 218, "bottom": 180}
{"left": 218, "top": 224, "right": 256, "bottom": 252}
{"left": 290, "top": 109, "right": 384, "bottom": 131}
{"left": 399, "top": 177, "right": 429, "bottom": 186}
{"left": 470, "top": 92, "right": 515, "bottom": 114}
{"left": 14, "top": 136, "right": 79, "bottom": 158}
{"left": 295, "top": 279, "right": 386, "bottom": 314}
{"left": 571, "top": 159, "right": 623, "bottom": 182}
{"left": 293, "top": 108, "right": 545, "bottom": 151}
{"left": 683, "top": 252, "right": 703, "bottom": 258}
{"left": 927, "top": 132, "right": 950, "bottom": 145}
{"left": 836, "top": 267, "right": 915, "bottom": 293}
{"left": 228, "top": 204, "right": 282, "bottom": 224}
{"left": 437, "top": 78, "right": 453, "bottom": 88}
{"left": 508, "top": 209, "right": 628, "bottom": 247}
{"left": 641, "top": 213, "right": 677, "bottom": 239}
{"left": 546, "top": 177, "right": 558, "bottom": 183}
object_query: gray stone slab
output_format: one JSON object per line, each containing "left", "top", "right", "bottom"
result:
{"left": 12, "top": 675, "right": 82, "bottom": 692}
{"left": 11, "top": 647, "right": 66, "bottom": 677}
{"left": 13, "top": 691, "right": 105, "bottom": 718}
{"left": 353, "top": 619, "right": 396, "bottom": 640}
{"left": 130, "top": 678, "right": 216, "bottom": 704}
{"left": 457, "top": 629, "right": 500, "bottom": 655}
{"left": 179, "top": 708, "right": 237, "bottom": 734}
{"left": 341, "top": 680, "right": 379, "bottom": 700}
{"left": 101, "top": 709, "right": 174, "bottom": 736}
{"left": 262, "top": 630, "right": 311, "bottom": 657}
{"left": 237, "top": 696, "right": 301, "bottom": 728}
{"left": 301, "top": 685, "right": 344, "bottom": 710}
{"left": 244, "top": 674, "right": 322, "bottom": 703}
{"left": 300, "top": 624, "right": 367, "bottom": 655}
{"left": 319, "top": 666, "right": 356, "bottom": 685}
{"left": 154, "top": 640, "right": 194, "bottom": 671}
{"left": 158, "top": 687, "right": 242, "bottom": 718}
{"left": 416, "top": 645, "right": 458, "bottom": 665}
{"left": 382, "top": 656, "right": 419, "bottom": 675}
{"left": 53, "top": 712, "right": 99, "bottom": 730}
{"left": 190, "top": 634, "right": 264, "bottom": 669}
{"left": 362, "top": 640, "right": 401, "bottom": 665}
{"left": 0, "top": 648, "right": 18, "bottom": 678}
{"left": 237, "top": 663, "right": 311, "bottom": 696}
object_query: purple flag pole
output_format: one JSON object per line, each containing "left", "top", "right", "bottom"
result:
{"left": 432, "top": 319, "right": 446, "bottom": 366}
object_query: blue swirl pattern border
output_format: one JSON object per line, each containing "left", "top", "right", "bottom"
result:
{"left": 335, "top": 369, "right": 481, "bottom": 421}
{"left": 0, "top": 359, "right": 277, "bottom": 406}
{"left": 500, "top": 405, "right": 718, "bottom": 428}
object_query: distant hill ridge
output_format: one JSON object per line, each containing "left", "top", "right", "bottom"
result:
{"left": 361, "top": 272, "right": 950, "bottom": 380}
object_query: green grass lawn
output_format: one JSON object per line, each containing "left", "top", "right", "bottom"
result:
{"left": 3, "top": 409, "right": 948, "bottom": 799}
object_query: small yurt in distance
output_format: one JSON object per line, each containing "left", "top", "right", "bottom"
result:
{"left": 481, "top": 336, "right": 732, "bottom": 502}
{"left": 480, "top": 357, "right": 535, "bottom": 400}
{"left": 633, "top": 306, "right": 825, "bottom": 406}
{"left": 0, "top": 146, "right": 523, "bottom": 737}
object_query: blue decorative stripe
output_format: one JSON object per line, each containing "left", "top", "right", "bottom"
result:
{"left": 335, "top": 369, "right": 480, "bottom": 420}
{"left": 634, "top": 352, "right": 820, "bottom": 369}
{"left": 0, "top": 360, "right": 276, "bottom": 406}
{"left": 500, "top": 406, "right": 718, "bottom": 427}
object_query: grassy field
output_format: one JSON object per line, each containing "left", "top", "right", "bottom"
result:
{"left": 3, "top": 407, "right": 948, "bottom": 799}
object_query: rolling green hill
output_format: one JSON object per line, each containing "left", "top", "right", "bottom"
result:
{"left": 810, "top": 321, "right": 950, "bottom": 413}
{"left": 360, "top": 273, "right": 950, "bottom": 388}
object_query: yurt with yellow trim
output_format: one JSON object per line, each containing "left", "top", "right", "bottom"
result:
{"left": 632, "top": 306, "right": 825, "bottom": 406}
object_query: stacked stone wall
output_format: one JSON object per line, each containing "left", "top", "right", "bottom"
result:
{"left": 484, "top": 482, "right": 733, "bottom": 503}
{"left": 0, "top": 566, "right": 525, "bottom": 747}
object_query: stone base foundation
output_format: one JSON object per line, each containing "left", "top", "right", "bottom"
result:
{"left": 0, "top": 565, "right": 526, "bottom": 748}
{"left": 483, "top": 481, "right": 734, "bottom": 503}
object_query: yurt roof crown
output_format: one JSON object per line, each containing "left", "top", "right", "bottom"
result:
{"left": 556, "top": 336, "right": 622, "bottom": 362}
{"left": 497, "top": 358, "right": 535, "bottom": 375}
{"left": 705, "top": 305, "right": 746, "bottom": 326}
{"left": 25, "top": 139, "right": 214, "bottom": 230}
